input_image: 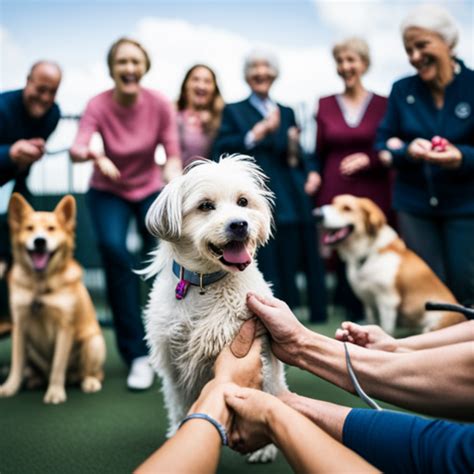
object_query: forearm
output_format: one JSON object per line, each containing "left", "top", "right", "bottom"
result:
{"left": 396, "top": 320, "right": 474, "bottom": 351}
{"left": 353, "top": 342, "right": 474, "bottom": 419}
{"left": 295, "top": 331, "right": 474, "bottom": 419}
{"left": 134, "top": 422, "right": 221, "bottom": 473}
{"left": 296, "top": 330, "right": 355, "bottom": 393}
{"left": 280, "top": 392, "right": 350, "bottom": 442}
{"left": 268, "top": 403, "right": 377, "bottom": 473}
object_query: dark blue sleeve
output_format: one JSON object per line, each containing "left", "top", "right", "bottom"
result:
{"left": 212, "top": 105, "right": 247, "bottom": 160}
{"left": 375, "top": 84, "right": 414, "bottom": 171}
{"left": 343, "top": 409, "right": 474, "bottom": 474}
{"left": 0, "top": 106, "right": 17, "bottom": 185}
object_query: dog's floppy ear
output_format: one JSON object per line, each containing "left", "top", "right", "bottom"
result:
{"left": 8, "top": 193, "right": 34, "bottom": 233}
{"left": 54, "top": 195, "right": 77, "bottom": 232}
{"left": 360, "top": 198, "right": 386, "bottom": 236}
{"left": 146, "top": 176, "right": 184, "bottom": 241}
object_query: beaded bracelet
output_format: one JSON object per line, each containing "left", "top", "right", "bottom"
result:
{"left": 179, "top": 413, "right": 228, "bottom": 446}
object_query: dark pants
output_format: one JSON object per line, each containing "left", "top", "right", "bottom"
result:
{"left": 87, "top": 188, "right": 159, "bottom": 365}
{"left": 398, "top": 212, "right": 474, "bottom": 306}
{"left": 258, "top": 223, "right": 327, "bottom": 322}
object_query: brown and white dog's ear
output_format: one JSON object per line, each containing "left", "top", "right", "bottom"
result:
{"left": 8, "top": 193, "right": 34, "bottom": 233}
{"left": 146, "top": 176, "right": 184, "bottom": 242}
{"left": 54, "top": 195, "right": 77, "bottom": 232}
{"left": 360, "top": 198, "right": 386, "bottom": 236}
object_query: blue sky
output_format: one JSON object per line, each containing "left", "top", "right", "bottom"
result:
{"left": 1, "top": 0, "right": 473, "bottom": 195}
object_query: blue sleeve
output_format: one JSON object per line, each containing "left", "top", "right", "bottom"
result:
{"left": 375, "top": 84, "right": 415, "bottom": 171}
{"left": 212, "top": 105, "right": 247, "bottom": 160}
{"left": 343, "top": 409, "right": 474, "bottom": 474}
{"left": 457, "top": 144, "right": 474, "bottom": 173}
{"left": 0, "top": 106, "right": 17, "bottom": 185}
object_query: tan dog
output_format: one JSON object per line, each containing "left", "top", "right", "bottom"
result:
{"left": 316, "top": 195, "right": 465, "bottom": 333}
{"left": 0, "top": 193, "right": 106, "bottom": 404}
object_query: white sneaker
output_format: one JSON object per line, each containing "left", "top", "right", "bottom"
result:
{"left": 127, "top": 356, "right": 155, "bottom": 391}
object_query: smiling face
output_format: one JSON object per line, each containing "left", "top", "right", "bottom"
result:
{"left": 110, "top": 42, "right": 148, "bottom": 99}
{"left": 403, "top": 27, "right": 453, "bottom": 86}
{"left": 8, "top": 194, "right": 76, "bottom": 273}
{"left": 246, "top": 60, "right": 276, "bottom": 98}
{"left": 23, "top": 63, "right": 61, "bottom": 119}
{"left": 318, "top": 195, "right": 386, "bottom": 247}
{"left": 334, "top": 48, "right": 367, "bottom": 90}
{"left": 146, "top": 156, "right": 273, "bottom": 274}
{"left": 184, "top": 66, "right": 216, "bottom": 110}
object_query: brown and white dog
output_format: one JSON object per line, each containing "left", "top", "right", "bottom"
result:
{"left": 316, "top": 194, "right": 465, "bottom": 333}
{"left": 0, "top": 193, "right": 106, "bottom": 404}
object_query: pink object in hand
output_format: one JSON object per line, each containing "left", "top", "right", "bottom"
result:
{"left": 431, "top": 135, "right": 448, "bottom": 152}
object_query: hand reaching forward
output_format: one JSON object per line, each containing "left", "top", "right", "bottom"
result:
{"left": 246, "top": 292, "right": 309, "bottom": 366}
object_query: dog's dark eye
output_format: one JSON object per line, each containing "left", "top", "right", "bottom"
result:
{"left": 47, "top": 226, "right": 56, "bottom": 232}
{"left": 198, "top": 201, "right": 215, "bottom": 211}
{"left": 237, "top": 197, "right": 248, "bottom": 207}
{"left": 25, "top": 225, "right": 34, "bottom": 231}
{"left": 342, "top": 205, "right": 352, "bottom": 212}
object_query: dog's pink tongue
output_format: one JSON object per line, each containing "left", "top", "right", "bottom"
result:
{"left": 223, "top": 242, "right": 252, "bottom": 264}
{"left": 31, "top": 252, "right": 49, "bottom": 271}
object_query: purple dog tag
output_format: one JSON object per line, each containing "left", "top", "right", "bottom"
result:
{"left": 175, "top": 279, "right": 190, "bottom": 300}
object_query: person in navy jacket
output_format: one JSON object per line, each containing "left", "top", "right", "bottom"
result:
{"left": 213, "top": 50, "right": 327, "bottom": 322}
{"left": 0, "top": 61, "right": 62, "bottom": 194}
{"left": 376, "top": 5, "right": 474, "bottom": 306}
{"left": 0, "top": 61, "right": 62, "bottom": 317}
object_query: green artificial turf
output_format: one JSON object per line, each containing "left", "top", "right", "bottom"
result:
{"left": 0, "top": 311, "right": 391, "bottom": 474}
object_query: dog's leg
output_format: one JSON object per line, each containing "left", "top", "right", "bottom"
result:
{"left": 376, "top": 302, "right": 398, "bottom": 335}
{"left": 43, "top": 326, "right": 74, "bottom": 404}
{"left": 161, "top": 373, "right": 188, "bottom": 437}
{"left": 364, "top": 305, "right": 377, "bottom": 325}
{"left": 80, "top": 333, "right": 106, "bottom": 393}
{"left": 0, "top": 318, "right": 26, "bottom": 397}
{"left": 246, "top": 349, "right": 283, "bottom": 464}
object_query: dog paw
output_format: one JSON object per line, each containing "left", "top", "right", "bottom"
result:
{"left": 43, "top": 385, "right": 67, "bottom": 404}
{"left": 0, "top": 381, "right": 20, "bottom": 397}
{"left": 81, "top": 376, "right": 102, "bottom": 393}
{"left": 247, "top": 444, "right": 278, "bottom": 463}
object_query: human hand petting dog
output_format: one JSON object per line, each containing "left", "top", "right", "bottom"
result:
{"left": 246, "top": 292, "right": 309, "bottom": 367}
{"left": 186, "top": 319, "right": 264, "bottom": 432}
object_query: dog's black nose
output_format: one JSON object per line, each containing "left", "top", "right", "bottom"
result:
{"left": 312, "top": 207, "right": 324, "bottom": 223}
{"left": 33, "top": 237, "right": 47, "bottom": 251}
{"left": 227, "top": 220, "right": 248, "bottom": 240}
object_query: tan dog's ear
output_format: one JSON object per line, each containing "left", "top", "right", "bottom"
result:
{"left": 8, "top": 193, "right": 34, "bottom": 233}
{"left": 54, "top": 195, "right": 76, "bottom": 232}
{"left": 360, "top": 198, "right": 386, "bottom": 236}
{"left": 146, "top": 176, "right": 184, "bottom": 241}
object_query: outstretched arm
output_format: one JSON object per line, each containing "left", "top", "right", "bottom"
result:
{"left": 247, "top": 293, "right": 474, "bottom": 420}
{"left": 336, "top": 320, "right": 474, "bottom": 352}
{"left": 225, "top": 386, "right": 377, "bottom": 474}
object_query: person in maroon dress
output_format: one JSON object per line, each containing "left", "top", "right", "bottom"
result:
{"left": 305, "top": 37, "right": 392, "bottom": 320}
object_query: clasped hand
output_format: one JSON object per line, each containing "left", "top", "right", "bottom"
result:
{"left": 191, "top": 294, "right": 309, "bottom": 454}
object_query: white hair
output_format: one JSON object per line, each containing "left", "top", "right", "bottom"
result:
{"left": 400, "top": 4, "right": 459, "bottom": 49}
{"left": 243, "top": 49, "right": 279, "bottom": 79}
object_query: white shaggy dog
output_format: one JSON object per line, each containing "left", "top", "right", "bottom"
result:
{"left": 143, "top": 155, "right": 287, "bottom": 462}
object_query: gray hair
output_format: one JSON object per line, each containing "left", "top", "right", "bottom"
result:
{"left": 332, "top": 37, "right": 371, "bottom": 70}
{"left": 243, "top": 49, "right": 279, "bottom": 79}
{"left": 400, "top": 4, "right": 459, "bottom": 49}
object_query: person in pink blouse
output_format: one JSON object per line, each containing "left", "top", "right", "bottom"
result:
{"left": 176, "top": 64, "right": 224, "bottom": 167}
{"left": 305, "top": 37, "right": 393, "bottom": 321}
{"left": 70, "top": 37, "right": 181, "bottom": 390}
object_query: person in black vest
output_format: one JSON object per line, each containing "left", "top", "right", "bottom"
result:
{"left": 213, "top": 50, "right": 327, "bottom": 322}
